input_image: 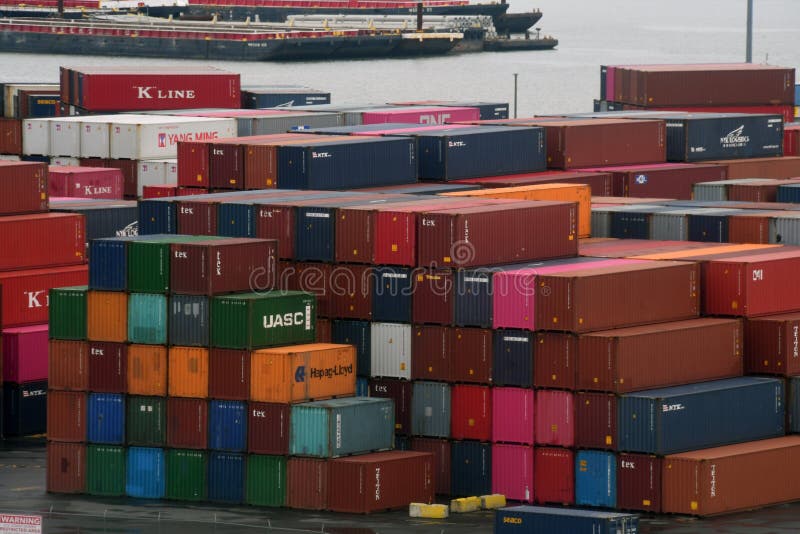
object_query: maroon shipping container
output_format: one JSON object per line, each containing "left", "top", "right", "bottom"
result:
{"left": 534, "top": 447, "right": 574, "bottom": 505}
{"left": 369, "top": 378, "right": 412, "bottom": 435}
{"left": 248, "top": 402, "right": 290, "bottom": 455}
{"left": 416, "top": 201, "right": 579, "bottom": 268}
{"left": 744, "top": 313, "right": 800, "bottom": 375}
{"left": 176, "top": 199, "right": 217, "bottom": 236}
{"left": 0, "top": 265, "right": 88, "bottom": 328}
{"left": 0, "top": 161, "right": 47, "bottom": 215}
{"left": 327, "top": 264, "right": 373, "bottom": 320}
{"left": 575, "top": 392, "right": 617, "bottom": 450}
{"left": 326, "top": 451, "right": 434, "bottom": 514}
{"left": 47, "top": 442, "right": 86, "bottom": 494}
{"left": 451, "top": 328, "right": 492, "bottom": 384}
{"left": 578, "top": 163, "right": 727, "bottom": 199}
{"left": 450, "top": 384, "right": 492, "bottom": 441}
{"left": 728, "top": 212, "right": 784, "bottom": 245}
{"left": 536, "top": 261, "right": 700, "bottom": 333}
{"left": 412, "top": 268, "right": 454, "bottom": 325}
{"left": 410, "top": 437, "right": 451, "bottom": 495}
{"left": 727, "top": 179, "right": 800, "bottom": 203}
{"left": 49, "top": 340, "right": 89, "bottom": 391}
{"left": 48, "top": 166, "right": 124, "bottom": 200}
{"left": 454, "top": 171, "right": 615, "bottom": 197}
{"left": 209, "top": 140, "right": 244, "bottom": 190}
{"left": 316, "top": 318, "right": 332, "bottom": 343}
{"left": 287, "top": 457, "right": 329, "bottom": 510}
{"left": 411, "top": 325, "right": 451, "bottom": 381}
{"left": 255, "top": 203, "right": 296, "bottom": 260}
{"left": 533, "top": 332, "right": 576, "bottom": 390}
{"left": 0, "top": 213, "right": 85, "bottom": 271}
{"left": 208, "top": 349, "right": 249, "bottom": 400}
{"left": 704, "top": 156, "right": 800, "bottom": 180}
{"left": 617, "top": 453, "right": 662, "bottom": 513}
{"left": 280, "top": 262, "right": 333, "bottom": 317}
{"left": 167, "top": 397, "right": 208, "bottom": 450}
{"left": 576, "top": 318, "right": 743, "bottom": 393}
{"left": 170, "top": 238, "right": 277, "bottom": 295}
{"left": 88, "top": 341, "right": 127, "bottom": 393}
{"left": 47, "top": 390, "right": 87, "bottom": 442}
{"left": 178, "top": 141, "right": 210, "bottom": 188}
{"left": 0, "top": 118, "right": 22, "bottom": 154}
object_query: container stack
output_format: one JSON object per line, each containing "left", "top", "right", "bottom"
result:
{"left": 0, "top": 82, "right": 60, "bottom": 159}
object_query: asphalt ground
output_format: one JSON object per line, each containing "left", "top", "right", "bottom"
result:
{"left": 3, "top": 439, "right": 800, "bottom": 534}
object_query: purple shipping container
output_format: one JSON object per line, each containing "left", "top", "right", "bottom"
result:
{"left": 2, "top": 324, "right": 48, "bottom": 383}
{"left": 492, "top": 387, "right": 534, "bottom": 445}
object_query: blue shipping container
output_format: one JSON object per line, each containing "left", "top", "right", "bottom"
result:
{"left": 89, "top": 237, "right": 131, "bottom": 291}
{"left": 138, "top": 199, "right": 177, "bottom": 235}
{"left": 50, "top": 203, "right": 138, "bottom": 242}
{"left": 687, "top": 211, "right": 743, "bottom": 242}
{"left": 356, "top": 377, "right": 369, "bottom": 397}
{"left": 207, "top": 452, "right": 245, "bottom": 503}
{"left": 242, "top": 88, "right": 331, "bottom": 109}
{"left": 331, "top": 320, "right": 371, "bottom": 377}
{"left": 610, "top": 211, "right": 653, "bottom": 240}
{"left": 169, "top": 295, "right": 209, "bottom": 347}
{"left": 126, "top": 447, "right": 166, "bottom": 499}
{"left": 450, "top": 441, "right": 491, "bottom": 497}
{"left": 372, "top": 267, "right": 413, "bottom": 323}
{"left": 575, "top": 450, "right": 617, "bottom": 508}
{"left": 128, "top": 293, "right": 168, "bottom": 345}
{"left": 777, "top": 184, "right": 800, "bottom": 203}
{"left": 618, "top": 376, "right": 785, "bottom": 455}
{"left": 216, "top": 203, "right": 256, "bottom": 238}
{"left": 495, "top": 506, "right": 639, "bottom": 534}
{"left": 26, "top": 94, "right": 60, "bottom": 118}
{"left": 492, "top": 330, "right": 534, "bottom": 388}
{"left": 789, "top": 376, "right": 800, "bottom": 434}
{"left": 88, "top": 393, "right": 125, "bottom": 444}
{"left": 208, "top": 401, "right": 247, "bottom": 452}
{"left": 2, "top": 381, "right": 46, "bottom": 436}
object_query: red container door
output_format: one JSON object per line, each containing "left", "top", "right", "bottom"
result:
{"left": 209, "top": 349, "right": 250, "bottom": 400}
{"left": 0, "top": 213, "right": 85, "bottom": 271}
{"left": 167, "top": 397, "right": 208, "bottom": 449}
{"left": 209, "top": 143, "right": 244, "bottom": 190}
{"left": 47, "top": 391, "right": 87, "bottom": 442}
{"left": 575, "top": 392, "right": 617, "bottom": 450}
{"left": 287, "top": 457, "right": 328, "bottom": 510}
{"left": 534, "top": 389, "right": 574, "bottom": 447}
{"left": 617, "top": 453, "right": 662, "bottom": 513}
{"left": 255, "top": 205, "right": 296, "bottom": 260}
{"left": 369, "top": 378, "right": 412, "bottom": 435}
{"left": 411, "top": 325, "right": 451, "bottom": 382}
{"left": 450, "top": 384, "right": 491, "bottom": 441}
{"left": 410, "top": 437, "right": 451, "bottom": 495}
{"left": 412, "top": 269, "right": 454, "bottom": 325}
{"left": 178, "top": 142, "right": 210, "bottom": 188}
{"left": 335, "top": 208, "right": 374, "bottom": 264}
{"left": 374, "top": 210, "right": 415, "bottom": 266}
{"left": 47, "top": 442, "right": 86, "bottom": 494}
{"left": 534, "top": 447, "right": 574, "bottom": 505}
{"left": 248, "top": 402, "right": 290, "bottom": 455}
{"left": 533, "top": 332, "right": 576, "bottom": 390}
{"left": 176, "top": 200, "right": 217, "bottom": 236}
{"left": 327, "top": 264, "right": 373, "bottom": 320}
{"left": 0, "top": 161, "right": 47, "bottom": 215}
{"left": 450, "top": 328, "right": 492, "bottom": 384}
{"left": 88, "top": 342, "right": 127, "bottom": 393}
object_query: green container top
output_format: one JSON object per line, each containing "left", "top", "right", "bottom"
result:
{"left": 210, "top": 290, "right": 316, "bottom": 350}
{"left": 86, "top": 445, "right": 126, "bottom": 497}
{"left": 126, "top": 396, "right": 166, "bottom": 447}
{"left": 127, "top": 235, "right": 223, "bottom": 294}
{"left": 246, "top": 455, "right": 286, "bottom": 507}
{"left": 166, "top": 449, "right": 207, "bottom": 502}
{"left": 48, "top": 286, "right": 88, "bottom": 340}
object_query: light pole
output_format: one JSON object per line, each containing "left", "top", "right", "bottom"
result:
{"left": 746, "top": 0, "right": 753, "bottom": 63}
{"left": 513, "top": 73, "right": 518, "bottom": 118}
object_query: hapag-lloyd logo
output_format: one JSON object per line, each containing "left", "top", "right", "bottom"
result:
{"left": 134, "top": 86, "right": 197, "bottom": 100}
{"left": 720, "top": 125, "right": 750, "bottom": 148}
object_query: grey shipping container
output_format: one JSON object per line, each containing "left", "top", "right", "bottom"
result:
{"left": 790, "top": 377, "right": 800, "bottom": 434}
{"left": 495, "top": 506, "right": 638, "bottom": 534}
{"left": 169, "top": 295, "right": 209, "bottom": 347}
{"left": 411, "top": 381, "right": 451, "bottom": 438}
{"left": 770, "top": 213, "right": 800, "bottom": 245}
{"left": 693, "top": 179, "right": 776, "bottom": 201}
{"left": 246, "top": 112, "right": 341, "bottom": 136}
{"left": 649, "top": 208, "right": 735, "bottom": 241}
{"left": 370, "top": 322, "right": 412, "bottom": 380}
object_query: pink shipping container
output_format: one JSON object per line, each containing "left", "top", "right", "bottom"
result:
{"left": 360, "top": 106, "right": 480, "bottom": 125}
{"left": 534, "top": 447, "right": 574, "bottom": 505}
{"left": 534, "top": 390, "right": 574, "bottom": 447}
{"left": 492, "top": 444, "right": 534, "bottom": 503}
{"left": 2, "top": 324, "right": 48, "bottom": 382}
{"left": 492, "top": 387, "right": 534, "bottom": 445}
{"left": 47, "top": 166, "right": 124, "bottom": 200}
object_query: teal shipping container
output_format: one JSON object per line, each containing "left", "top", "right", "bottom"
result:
{"left": 128, "top": 293, "right": 168, "bottom": 345}
{"left": 290, "top": 397, "right": 394, "bottom": 458}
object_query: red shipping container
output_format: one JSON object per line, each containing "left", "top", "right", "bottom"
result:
{"left": 0, "top": 213, "right": 85, "bottom": 271}
{"left": 451, "top": 384, "right": 492, "bottom": 441}
{"left": 369, "top": 378, "right": 412, "bottom": 435}
{"left": 315, "top": 318, "right": 332, "bottom": 343}
{"left": 47, "top": 442, "right": 86, "bottom": 494}
{"left": 0, "top": 265, "right": 88, "bottom": 328}
{"left": 88, "top": 341, "right": 127, "bottom": 393}
{"left": 450, "top": 328, "right": 492, "bottom": 384}
{"left": 170, "top": 238, "right": 277, "bottom": 296}
{"left": 287, "top": 457, "right": 329, "bottom": 510}
{"left": 0, "top": 161, "right": 47, "bottom": 215}
{"left": 534, "top": 447, "right": 574, "bottom": 505}
{"left": 142, "top": 184, "right": 178, "bottom": 199}
{"left": 454, "top": 170, "right": 615, "bottom": 197}
{"left": 178, "top": 141, "right": 210, "bottom": 188}
{"left": 248, "top": 402, "right": 290, "bottom": 455}
{"left": 727, "top": 178, "right": 800, "bottom": 203}
{"left": 47, "top": 166, "right": 124, "bottom": 200}
{"left": 785, "top": 125, "right": 800, "bottom": 157}
{"left": 576, "top": 163, "right": 727, "bottom": 199}
{"left": 704, "top": 156, "right": 800, "bottom": 179}
{"left": 412, "top": 269, "right": 454, "bottom": 326}
{"left": 575, "top": 392, "right": 617, "bottom": 450}
{"left": 411, "top": 325, "right": 450, "bottom": 381}
{"left": 744, "top": 312, "right": 800, "bottom": 375}
{"left": 492, "top": 444, "right": 534, "bottom": 503}
{"left": 255, "top": 203, "right": 296, "bottom": 260}
{"left": 49, "top": 340, "right": 89, "bottom": 391}
{"left": 704, "top": 250, "right": 800, "bottom": 317}
{"left": 2, "top": 324, "right": 48, "bottom": 383}
{"left": 534, "top": 389, "right": 573, "bottom": 447}
{"left": 65, "top": 66, "right": 240, "bottom": 111}
{"left": 167, "top": 397, "right": 208, "bottom": 450}
{"left": 728, "top": 211, "right": 784, "bottom": 245}
{"left": 280, "top": 262, "right": 333, "bottom": 317}
{"left": 208, "top": 349, "right": 250, "bottom": 400}
{"left": 410, "top": 437, "right": 451, "bottom": 495}
{"left": 177, "top": 186, "right": 209, "bottom": 196}
{"left": 327, "top": 264, "right": 373, "bottom": 320}
{"left": 361, "top": 106, "right": 479, "bottom": 125}
{"left": 492, "top": 387, "right": 534, "bottom": 445}
{"left": 617, "top": 453, "right": 662, "bottom": 513}
{"left": 176, "top": 199, "right": 217, "bottom": 236}
{"left": 533, "top": 332, "right": 577, "bottom": 390}
{"left": 0, "top": 118, "right": 22, "bottom": 154}
{"left": 79, "top": 158, "right": 139, "bottom": 199}
{"left": 209, "top": 140, "right": 244, "bottom": 190}
{"left": 47, "top": 390, "right": 87, "bottom": 442}
{"left": 326, "top": 451, "right": 435, "bottom": 514}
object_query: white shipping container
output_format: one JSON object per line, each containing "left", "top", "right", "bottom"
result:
{"left": 370, "top": 322, "right": 411, "bottom": 380}
{"left": 110, "top": 116, "right": 237, "bottom": 160}
{"left": 50, "top": 157, "right": 81, "bottom": 166}
{"left": 80, "top": 114, "right": 163, "bottom": 159}
{"left": 22, "top": 118, "right": 50, "bottom": 155}
{"left": 49, "top": 117, "right": 84, "bottom": 157}
{"left": 137, "top": 158, "right": 177, "bottom": 196}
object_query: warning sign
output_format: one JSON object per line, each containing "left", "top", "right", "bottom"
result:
{"left": 0, "top": 514, "right": 42, "bottom": 534}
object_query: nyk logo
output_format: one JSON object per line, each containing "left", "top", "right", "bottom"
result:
{"left": 448, "top": 140, "right": 466, "bottom": 148}
{"left": 662, "top": 403, "right": 685, "bottom": 412}
{"left": 720, "top": 125, "right": 750, "bottom": 148}
{"left": 312, "top": 151, "right": 331, "bottom": 159}
{"left": 134, "top": 86, "right": 197, "bottom": 100}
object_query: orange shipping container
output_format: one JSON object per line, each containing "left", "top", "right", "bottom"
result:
{"left": 442, "top": 183, "right": 592, "bottom": 238}
{"left": 49, "top": 340, "right": 89, "bottom": 391}
{"left": 86, "top": 291, "right": 127, "bottom": 343}
{"left": 250, "top": 343, "right": 356, "bottom": 403}
{"left": 128, "top": 344, "right": 167, "bottom": 396}
{"left": 168, "top": 347, "right": 209, "bottom": 399}
{"left": 630, "top": 243, "right": 783, "bottom": 261}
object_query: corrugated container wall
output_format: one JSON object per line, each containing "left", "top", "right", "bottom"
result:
{"left": 575, "top": 450, "right": 617, "bottom": 508}
{"left": 126, "top": 447, "right": 165, "bottom": 499}
{"left": 495, "top": 506, "right": 638, "bottom": 534}
{"left": 370, "top": 322, "right": 411, "bottom": 380}
{"left": 534, "top": 447, "right": 574, "bottom": 505}
{"left": 450, "top": 441, "right": 491, "bottom": 497}
{"left": 412, "top": 381, "right": 451, "bottom": 438}
{"left": 492, "top": 444, "right": 534, "bottom": 503}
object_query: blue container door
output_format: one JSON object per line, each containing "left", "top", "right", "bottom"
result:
{"left": 492, "top": 330, "right": 533, "bottom": 387}
{"left": 610, "top": 212, "right": 651, "bottom": 239}
{"left": 138, "top": 201, "right": 177, "bottom": 236}
{"left": 207, "top": 452, "right": 245, "bottom": 503}
{"left": 332, "top": 320, "right": 371, "bottom": 377}
{"left": 688, "top": 213, "right": 731, "bottom": 242}
{"left": 575, "top": 450, "right": 617, "bottom": 508}
{"left": 789, "top": 377, "right": 800, "bottom": 434}
{"left": 2, "top": 381, "right": 47, "bottom": 436}
{"left": 128, "top": 293, "right": 168, "bottom": 345}
{"left": 356, "top": 377, "right": 370, "bottom": 397}
{"left": 89, "top": 240, "right": 127, "bottom": 291}
{"left": 295, "top": 207, "right": 335, "bottom": 262}
{"left": 777, "top": 185, "right": 800, "bottom": 203}
{"left": 169, "top": 295, "right": 210, "bottom": 347}
{"left": 208, "top": 401, "right": 247, "bottom": 452}
{"left": 450, "top": 441, "right": 491, "bottom": 497}
{"left": 417, "top": 136, "right": 447, "bottom": 180}
{"left": 217, "top": 204, "right": 255, "bottom": 238}
{"left": 455, "top": 269, "right": 493, "bottom": 327}
{"left": 372, "top": 267, "right": 413, "bottom": 323}
{"left": 88, "top": 393, "right": 125, "bottom": 444}
{"left": 126, "top": 447, "right": 166, "bottom": 499}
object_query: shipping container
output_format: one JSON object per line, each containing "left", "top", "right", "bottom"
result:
{"left": 48, "top": 166, "right": 123, "bottom": 200}
{"left": 246, "top": 455, "right": 286, "bottom": 507}
{"left": 575, "top": 392, "right": 616, "bottom": 450}
{"left": 47, "top": 390, "right": 86, "bottom": 442}
{"left": 0, "top": 161, "right": 47, "bottom": 215}
{"left": 617, "top": 453, "right": 662, "bottom": 513}
{"left": 389, "top": 100, "right": 509, "bottom": 120}
{"left": 208, "top": 348, "right": 249, "bottom": 401}
{"left": 492, "top": 444, "right": 534, "bottom": 503}
{"left": 370, "top": 322, "right": 411, "bottom": 380}
{"left": 248, "top": 402, "right": 290, "bottom": 455}
{"left": 495, "top": 506, "right": 638, "bottom": 534}
{"left": 372, "top": 266, "right": 413, "bottom": 323}
{"left": 411, "top": 325, "right": 451, "bottom": 382}
{"left": 208, "top": 400, "right": 246, "bottom": 452}
{"left": 579, "top": 163, "right": 727, "bottom": 199}
{"left": 242, "top": 86, "right": 330, "bottom": 108}
{"left": 167, "top": 397, "right": 208, "bottom": 450}
{"left": 88, "top": 341, "right": 127, "bottom": 393}
{"left": 48, "top": 286, "right": 87, "bottom": 340}
{"left": 169, "top": 295, "right": 209, "bottom": 347}
{"left": 411, "top": 381, "right": 451, "bottom": 438}
{"left": 369, "top": 378, "right": 412, "bottom": 435}
{"left": 49, "top": 340, "right": 88, "bottom": 391}
{"left": 618, "top": 376, "right": 785, "bottom": 455}
{"left": 286, "top": 457, "right": 328, "bottom": 510}
{"left": 451, "top": 328, "right": 493, "bottom": 384}
{"left": 87, "top": 392, "right": 124, "bottom": 444}
{"left": 326, "top": 264, "right": 373, "bottom": 320}
{"left": 535, "top": 389, "right": 574, "bottom": 447}
{"left": 165, "top": 449, "right": 207, "bottom": 501}
{"left": 126, "top": 447, "right": 165, "bottom": 499}
{"left": 0, "top": 118, "right": 22, "bottom": 155}
{"left": 126, "top": 396, "right": 166, "bottom": 446}
{"left": 47, "top": 442, "right": 85, "bottom": 494}
{"left": 207, "top": 452, "right": 245, "bottom": 504}
{"left": 2, "top": 324, "right": 48, "bottom": 383}
{"left": 86, "top": 291, "right": 127, "bottom": 343}
{"left": 127, "top": 344, "right": 166, "bottom": 397}
{"left": 492, "top": 387, "right": 534, "bottom": 445}
{"left": 534, "top": 447, "right": 574, "bottom": 505}
{"left": 450, "top": 384, "right": 492, "bottom": 441}
{"left": 127, "top": 293, "right": 167, "bottom": 345}
{"left": 86, "top": 445, "right": 125, "bottom": 497}
{"left": 410, "top": 437, "right": 451, "bottom": 495}
{"left": 533, "top": 332, "right": 577, "bottom": 390}
{"left": 168, "top": 347, "right": 208, "bottom": 399}
{"left": 279, "top": 262, "right": 332, "bottom": 317}
{"left": 492, "top": 330, "right": 534, "bottom": 387}
{"left": 745, "top": 312, "right": 800, "bottom": 375}
{"left": 316, "top": 318, "right": 332, "bottom": 344}
{"left": 412, "top": 268, "right": 455, "bottom": 325}
{"left": 290, "top": 397, "right": 394, "bottom": 458}
{"left": 450, "top": 440, "right": 491, "bottom": 497}
{"left": 575, "top": 450, "right": 617, "bottom": 508}
{"left": 0, "top": 213, "right": 85, "bottom": 272}
{"left": 108, "top": 117, "right": 237, "bottom": 160}
{"left": 50, "top": 200, "right": 135, "bottom": 246}
{"left": 331, "top": 320, "right": 371, "bottom": 377}
{"left": 2, "top": 380, "right": 46, "bottom": 436}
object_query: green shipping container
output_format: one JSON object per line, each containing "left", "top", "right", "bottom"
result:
{"left": 128, "top": 293, "right": 168, "bottom": 344}
{"left": 211, "top": 291, "right": 316, "bottom": 350}
{"left": 246, "top": 455, "right": 286, "bottom": 507}
{"left": 126, "top": 396, "right": 166, "bottom": 446}
{"left": 166, "top": 449, "right": 207, "bottom": 501}
{"left": 49, "top": 286, "right": 88, "bottom": 340}
{"left": 87, "top": 445, "right": 126, "bottom": 496}
{"left": 127, "top": 235, "right": 222, "bottom": 294}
